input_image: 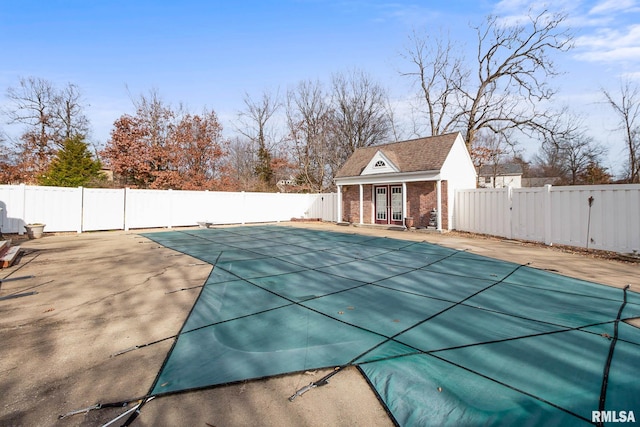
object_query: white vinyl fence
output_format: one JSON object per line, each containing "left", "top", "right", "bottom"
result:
{"left": 4, "top": 183, "right": 639, "bottom": 254}
{"left": 0, "top": 184, "right": 338, "bottom": 235}
{"left": 455, "top": 184, "right": 640, "bottom": 254}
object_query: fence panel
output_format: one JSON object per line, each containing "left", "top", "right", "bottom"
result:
{"left": 0, "top": 185, "right": 25, "bottom": 234}
{"left": 82, "top": 188, "right": 126, "bottom": 231}
{"left": 549, "top": 186, "right": 589, "bottom": 249}
{"left": 456, "top": 184, "right": 640, "bottom": 254}
{"left": 454, "top": 188, "right": 511, "bottom": 238}
{"left": 206, "top": 192, "right": 246, "bottom": 224}
{"left": 168, "top": 190, "right": 212, "bottom": 227}
{"left": 511, "top": 187, "right": 548, "bottom": 243}
{"left": 306, "top": 193, "right": 338, "bottom": 222}
{"left": 24, "top": 186, "right": 82, "bottom": 232}
{"left": 124, "top": 189, "right": 172, "bottom": 230}
{"left": 549, "top": 185, "right": 640, "bottom": 253}
{"left": 244, "top": 192, "right": 283, "bottom": 223}
{"left": 610, "top": 186, "right": 640, "bottom": 253}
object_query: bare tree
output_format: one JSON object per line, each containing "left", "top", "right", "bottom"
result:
{"left": 53, "top": 83, "right": 90, "bottom": 141}
{"left": 602, "top": 81, "right": 640, "bottom": 183}
{"left": 236, "top": 91, "right": 281, "bottom": 188}
{"left": 286, "top": 80, "right": 335, "bottom": 191}
{"left": 0, "top": 130, "right": 20, "bottom": 183}
{"left": 561, "top": 136, "right": 606, "bottom": 185}
{"left": 402, "top": 10, "right": 573, "bottom": 150}
{"left": 533, "top": 139, "right": 566, "bottom": 179}
{"left": 225, "top": 136, "right": 259, "bottom": 190}
{"left": 5, "top": 77, "right": 93, "bottom": 182}
{"left": 535, "top": 113, "right": 608, "bottom": 184}
{"left": 400, "top": 31, "right": 468, "bottom": 137}
{"left": 331, "top": 69, "right": 391, "bottom": 161}
{"left": 466, "top": 11, "right": 573, "bottom": 148}
{"left": 5, "top": 77, "right": 57, "bottom": 178}
{"left": 472, "top": 130, "right": 511, "bottom": 187}
{"left": 384, "top": 97, "right": 406, "bottom": 142}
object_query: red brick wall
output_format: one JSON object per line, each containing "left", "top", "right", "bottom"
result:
{"left": 342, "top": 185, "right": 373, "bottom": 223}
{"left": 341, "top": 181, "right": 448, "bottom": 228}
{"left": 406, "top": 181, "right": 435, "bottom": 227}
{"left": 405, "top": 181, "right": 448, "bottom": 229}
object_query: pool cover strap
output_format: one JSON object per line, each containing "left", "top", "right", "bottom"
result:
{"left": 598, "top": 284, "right": 630, "bottom": 424}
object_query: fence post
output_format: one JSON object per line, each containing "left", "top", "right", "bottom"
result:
{"left": 167, "top": 189, "right": 173, "bottom": 229}
{"left": 544, "top": 184, "right": 552, "bottom": 245}
{"left": 77, "top": 186, "right": 84, "bottom": 234}
{"left": 506, "top": 186, "right": 513, "bottom": 240}
{"left": 124, "top": 187, "right": 130, "bottom": 231}
{"left": 241, "top": 191, "right": 246, "bottom": 225}
{"left": 17, "top": 184, "right": 26, "bottom": 235}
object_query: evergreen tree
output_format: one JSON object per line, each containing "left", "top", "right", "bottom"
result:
{"left": 39, "top": 135, "right": 103, "bottom": 187}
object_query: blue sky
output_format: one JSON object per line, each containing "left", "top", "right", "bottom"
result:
{"left": 1, "top": 1, "right": 639, "bottom": 173}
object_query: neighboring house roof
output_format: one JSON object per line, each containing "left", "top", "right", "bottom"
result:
{"left": 335, "top": 132, "right": 460, "bottom": 178}
{"left": 478, "top": 163, "right": 523, "bottom": 177}
{"left": 522, "top": 177, "right": 559, "bottom": 187}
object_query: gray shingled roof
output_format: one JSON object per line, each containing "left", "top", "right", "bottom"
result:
{"left": 335, "top": 132, "right": 459, "bottom": 178}
{"left": 478, "top": 163, "right": 523, "bottom": 176}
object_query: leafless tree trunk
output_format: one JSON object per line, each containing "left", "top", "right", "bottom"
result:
{"left": 286, "top": 80, "right": 335, "bottom": 192}
{"left": 236, "top": 91, "right": 281, "bottom": 188}
{"left": 5, "top": 77, "right": 58, "bottom": 179}
{"left": 562, "top": 135, "right": 607, "bottom": 185}
{"left": 331, "top": 69, "right": 391, "bottom": 160}
{"left": 225, "top": 136, "right": 259, "bottom": 190}
{"left": 53, "top": 83, "right": 90, "bottom": 142}
{"left": 473, "top": 130, "right": 510, "bottom": 187}
{"left": 400, "top": 31, "right": 468, "bottom": 137}
{"left": 535, "top": 112, "right": 607, "bottom": 184}
{"left": 602, "top": 81, "right": 640, "bottom": 183}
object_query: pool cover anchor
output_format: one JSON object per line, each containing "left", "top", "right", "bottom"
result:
{"left": 288, "top": 367, "right": 341, "bottom": 402}
{"left": 58, "top": 395, "right": 148, "bottom": 420}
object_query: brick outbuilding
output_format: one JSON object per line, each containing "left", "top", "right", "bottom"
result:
{"left": 334, "top": 132, "right": 476, "bottom": 231}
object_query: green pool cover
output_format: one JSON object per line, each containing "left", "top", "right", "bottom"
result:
{"left": 141, "top": 225, "right": 640, "bottom": 426}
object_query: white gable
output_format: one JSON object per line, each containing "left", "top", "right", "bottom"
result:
{"left": 440, "top": 133, "right": 476, "bottom": 185}
{"left": 360, "top": 151, "right": 399, "bottom": 176}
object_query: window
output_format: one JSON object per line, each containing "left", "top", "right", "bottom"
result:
{"left": 374, "top": 160, "right": 386, "bottom": 167}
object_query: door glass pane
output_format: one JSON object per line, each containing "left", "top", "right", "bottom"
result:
{"left": 376, "top": 188, "right": 387, "bottom": 220}
{"left": 391, "top": 187, "right": 402, "bottom": 221}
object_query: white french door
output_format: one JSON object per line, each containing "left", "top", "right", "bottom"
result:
{"left": 374, "top": 185, "right": 403, "bottom": 225}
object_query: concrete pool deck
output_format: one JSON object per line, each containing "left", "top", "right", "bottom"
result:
{"left": 0, "top": 222, "right": 638, "bottom": 426}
